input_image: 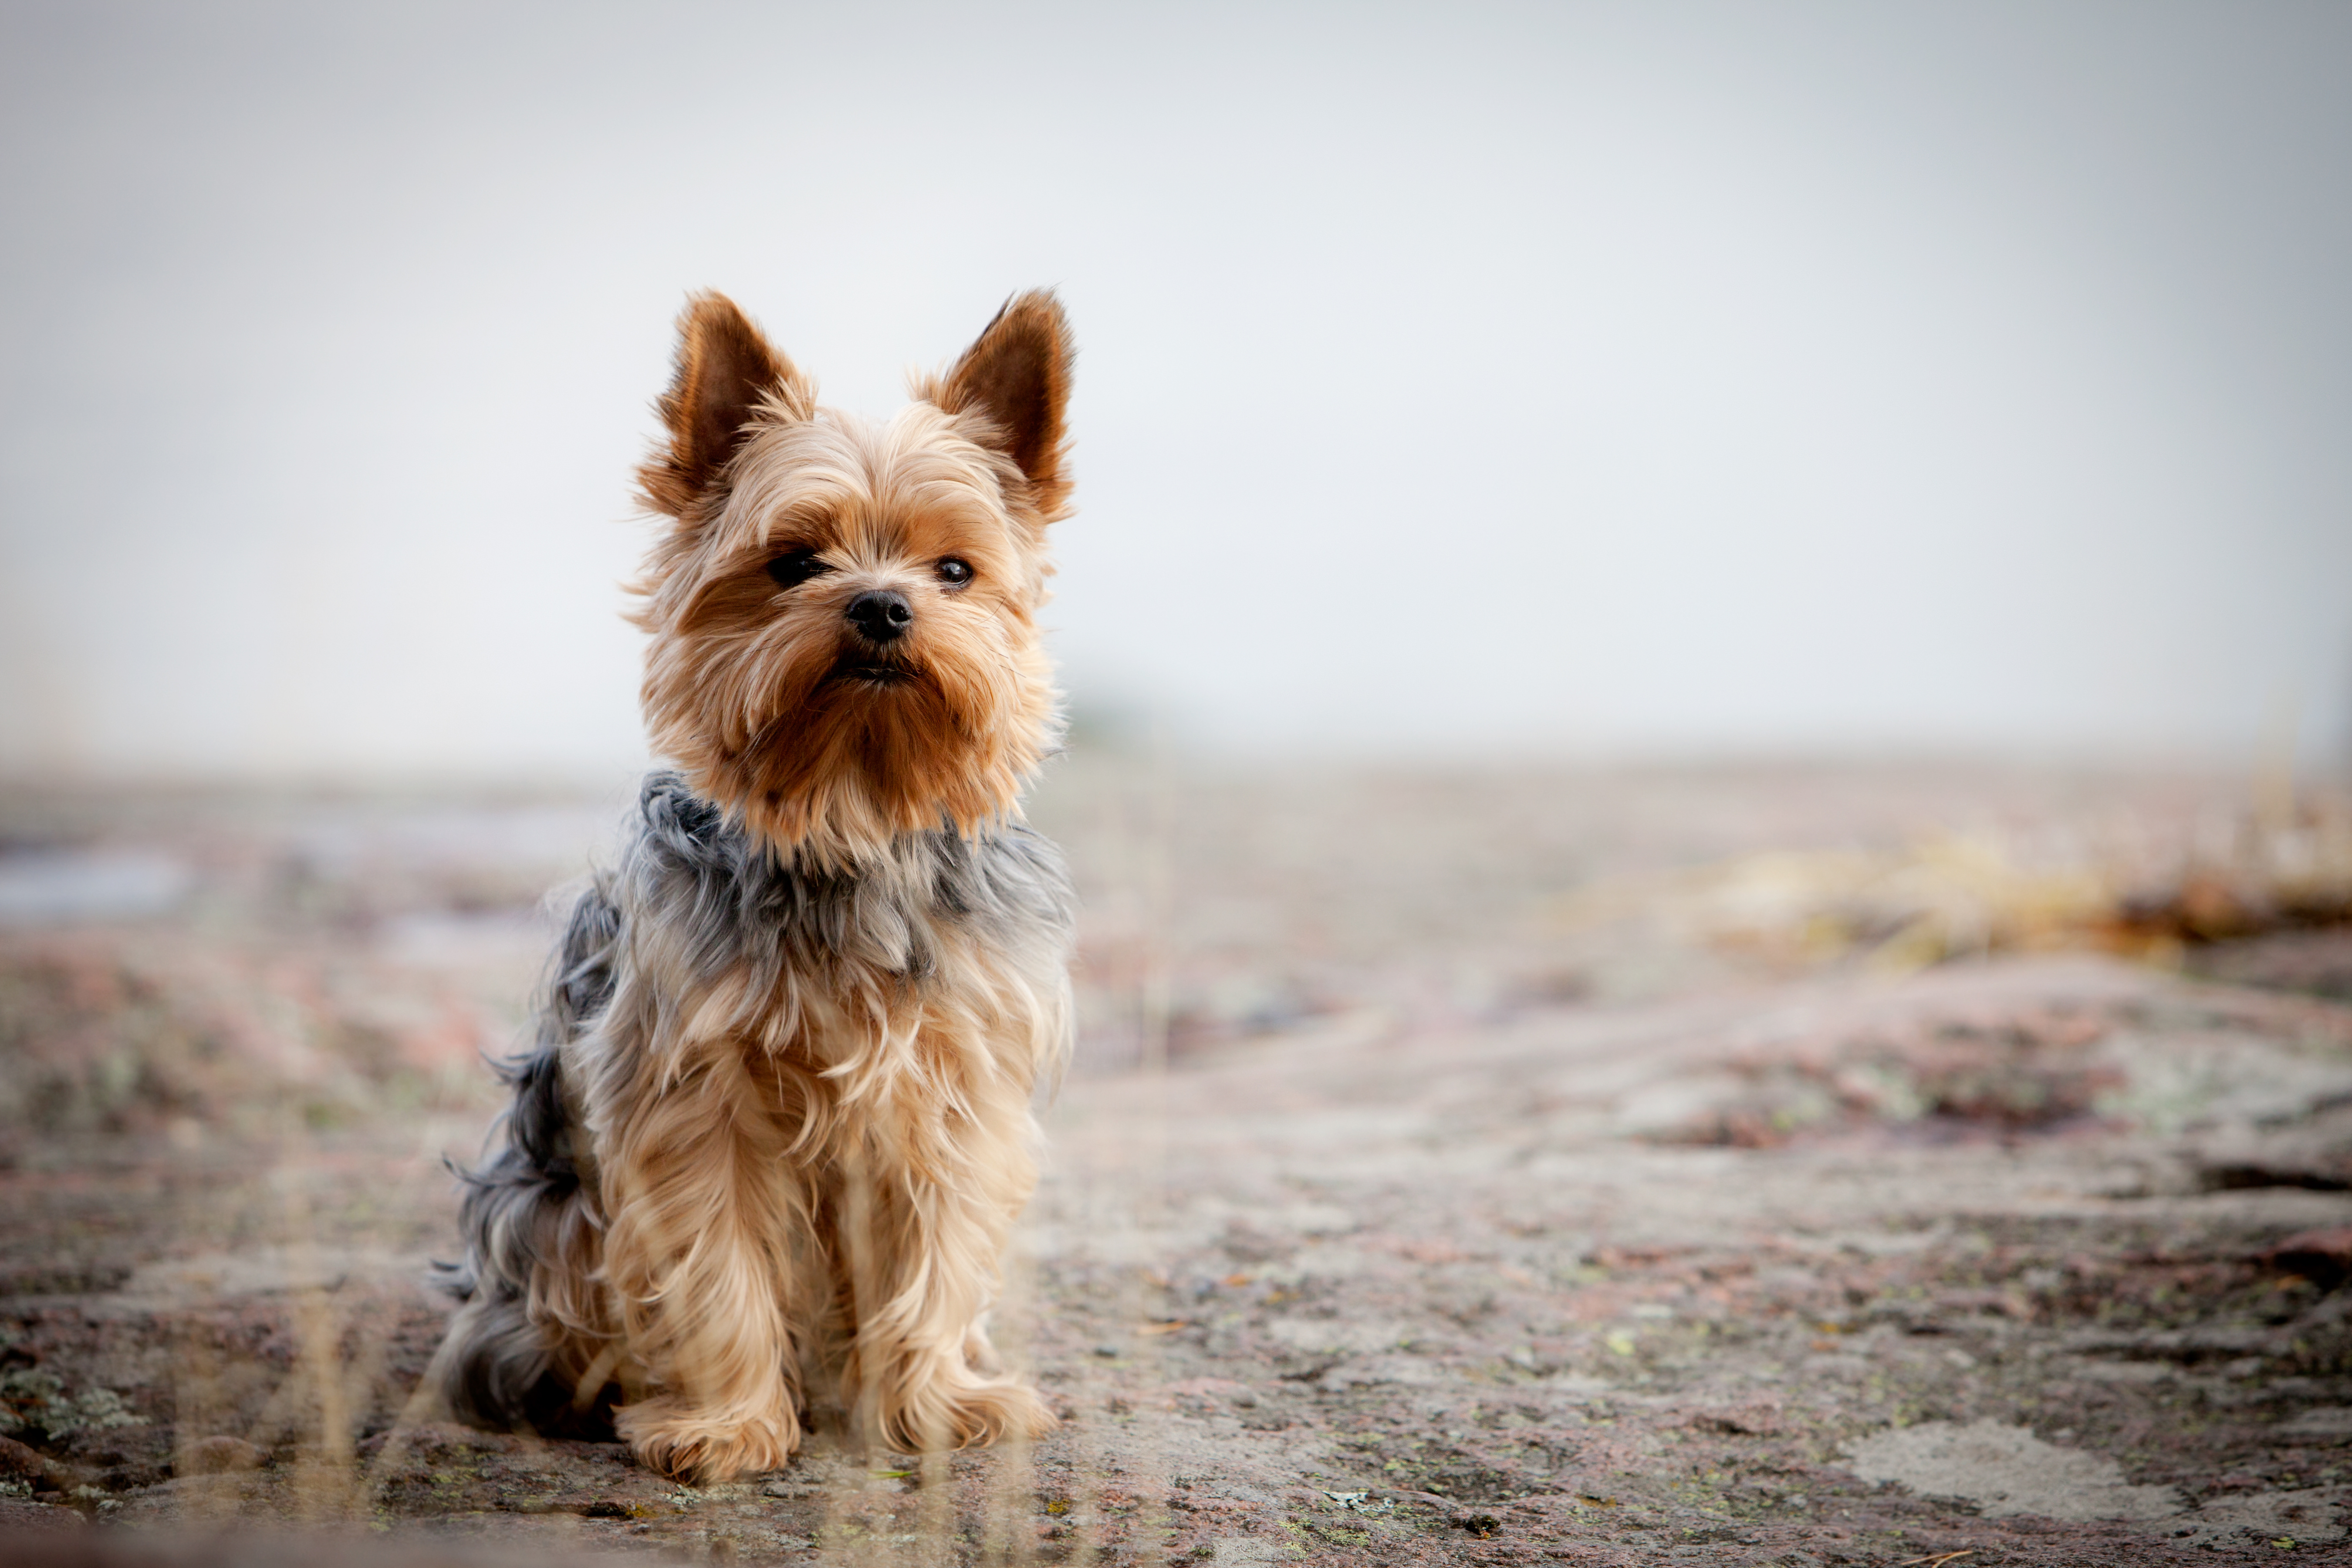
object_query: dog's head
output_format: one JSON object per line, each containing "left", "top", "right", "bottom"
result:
{"left": 631, "top": 291, "right": 1073, "bottom": 863}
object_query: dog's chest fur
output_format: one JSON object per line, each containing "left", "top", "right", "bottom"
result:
{"left": 568, "top": 773, "right": 1076, "bottom": 1119}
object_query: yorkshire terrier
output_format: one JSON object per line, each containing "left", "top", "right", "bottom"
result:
{"left": 427, "top": 291, "right": 1078, "bottom": 1481}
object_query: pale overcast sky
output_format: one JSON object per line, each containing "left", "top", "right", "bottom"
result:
{"left": 3, "top": 1, "right": 2347, "bottom": 778}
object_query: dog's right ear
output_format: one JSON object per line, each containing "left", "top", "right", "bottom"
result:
{"left": 637, "top": 292, "right": 811, "bottom": 519}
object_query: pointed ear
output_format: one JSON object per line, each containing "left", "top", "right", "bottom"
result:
{"left": 929, "top": 290, "right": 1073, "bottom": 510}
{"left": 637, "top": 291, "right": 809, "bottom": 518}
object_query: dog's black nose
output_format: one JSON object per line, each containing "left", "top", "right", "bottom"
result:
{"left": 844, "top": 590, "right": 913, "bottom": 643}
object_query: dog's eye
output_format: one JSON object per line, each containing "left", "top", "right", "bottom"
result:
{"left": 935, "top": 558, "right": 973, "bottom": 588}
{"left": 766, "top": 549, "right": 831, "bottom": 591}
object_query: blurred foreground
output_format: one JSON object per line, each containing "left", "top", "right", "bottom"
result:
{"left": 0, "top": 753, "right": 2348, "bottom": 1565}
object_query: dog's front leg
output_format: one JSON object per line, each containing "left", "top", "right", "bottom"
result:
{"left": 598, "top": 1050, "right": 807, "bottom": 1481}
{"left": 838, "top": 1085, "right": 1055, "bottom": 1453}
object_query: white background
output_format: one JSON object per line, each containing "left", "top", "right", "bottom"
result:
{"left": 3, "top": 1, "right": 2346, "bottom": 777}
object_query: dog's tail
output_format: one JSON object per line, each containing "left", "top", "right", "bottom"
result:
{"left": 427, "top": 879, "right": 622, "bottom": 1432}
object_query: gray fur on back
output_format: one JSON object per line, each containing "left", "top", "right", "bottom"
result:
{"left": 433, "top": 770, "right": 1075, "bottom": 1429}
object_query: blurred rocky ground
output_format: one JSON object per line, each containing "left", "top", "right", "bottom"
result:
{"left": 0, "top": 753, "right": 2347, "bottom": 1565}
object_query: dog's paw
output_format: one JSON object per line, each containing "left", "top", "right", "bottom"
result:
{"left": 617, "top": 1398, "right": 802, "bottom": 1481}
{"left": 881, "top": 1375, "right": 1056, "bottom": 1452}
{"left": 967, "top": 1379, "right": 1057, "bottom": 1444}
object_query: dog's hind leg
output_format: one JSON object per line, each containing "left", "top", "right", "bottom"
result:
{"left": 431, "top": 884, "right": 624, "bottom": 1431}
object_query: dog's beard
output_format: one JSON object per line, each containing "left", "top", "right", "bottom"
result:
{"left": 744, "top": 647, "right": 951, "bottom": 779}
{"left": 828, "top": 648, "right": 919, "bottom": 688}
{"left": 655, "top": 630, "right": 1042, "bottom": 866}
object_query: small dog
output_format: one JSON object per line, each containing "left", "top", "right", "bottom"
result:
{"left": 428, "top": 291, "right": 1078, "bottom": 1481}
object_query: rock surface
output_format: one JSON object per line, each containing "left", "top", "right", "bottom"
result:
{"left": 0, "top": 758, "right": 2347, "bottom": 1565}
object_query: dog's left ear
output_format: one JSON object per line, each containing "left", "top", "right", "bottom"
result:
{"left": 928, "top": 291, "right": 1073, "bottom": 512}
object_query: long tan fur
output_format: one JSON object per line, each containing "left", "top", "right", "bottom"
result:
{"left": 431, "top": 291, "right": 1078, "bottom": 1480}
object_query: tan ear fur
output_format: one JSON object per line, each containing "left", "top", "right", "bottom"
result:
{"left": 924, "top": 291, "right": 1074, "bottom": 520}
{"left": 638, "top": 292, "right": 809, "bottom": 519}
